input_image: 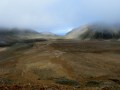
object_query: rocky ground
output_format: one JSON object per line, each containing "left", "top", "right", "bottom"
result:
{"left": 0, "top": 39, "right": 120, "bottom": 90}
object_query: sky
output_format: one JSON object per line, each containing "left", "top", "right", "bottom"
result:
{"left": 0, "top": 0, "right": 120, "bottom": 35}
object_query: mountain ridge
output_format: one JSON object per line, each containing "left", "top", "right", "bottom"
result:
{"left": 66, "top": 24, "right": 120, "bottom": 40}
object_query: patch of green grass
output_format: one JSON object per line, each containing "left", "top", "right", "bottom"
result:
{"left": 55, "top": 77, "right": 80, "bottom": 87}
{"left": 85, "top": 80, "right": 101, "bottom": 87}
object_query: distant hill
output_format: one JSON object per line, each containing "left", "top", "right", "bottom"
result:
{"left": 0, "top": 28, "right": 59, "bottom": 46}
{"left": 66, "top": 24, "right": 120, "bottom": 40}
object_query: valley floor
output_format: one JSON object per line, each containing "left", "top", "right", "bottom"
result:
{"left": 0, "top": 39, "right": 120, "bottom": 90}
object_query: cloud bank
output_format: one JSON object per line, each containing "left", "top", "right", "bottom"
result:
{"left": 0, "top": 0, "right": 120, "bottom": 35}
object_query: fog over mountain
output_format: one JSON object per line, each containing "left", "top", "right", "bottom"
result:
{"left": 0, "top": 0, "right": 120, "bottom": 35}
{"left": 66, "top": 24, "right": 120, "bottom": 40}
{"left": 0, "top": 28, "right": 59, "bottom": 46}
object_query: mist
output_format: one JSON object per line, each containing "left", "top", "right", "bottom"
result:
{"left": 0, "top": 0, "right": 120, "bottom": 35}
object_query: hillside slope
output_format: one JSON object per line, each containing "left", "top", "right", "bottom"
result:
{"left": 0, "top": 28, "right": 59, "bottom": 46}
{"left": 66, "top": 24, "right": 120, "bottom": 40}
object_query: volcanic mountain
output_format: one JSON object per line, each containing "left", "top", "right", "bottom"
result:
{"left": 66, "top": 24, "right": 120, "bottom": 40}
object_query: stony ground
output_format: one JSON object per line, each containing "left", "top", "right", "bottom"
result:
{"left": 0, "top": 39, "right": 120, "bottom": 90}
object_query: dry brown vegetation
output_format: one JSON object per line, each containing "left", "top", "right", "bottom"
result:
{"left": 0, "top": 39, "right": 120, "bottom": 90}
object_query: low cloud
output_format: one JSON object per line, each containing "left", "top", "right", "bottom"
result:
{"left": 0, "top": 0, "right": 120, "bottom": 34}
